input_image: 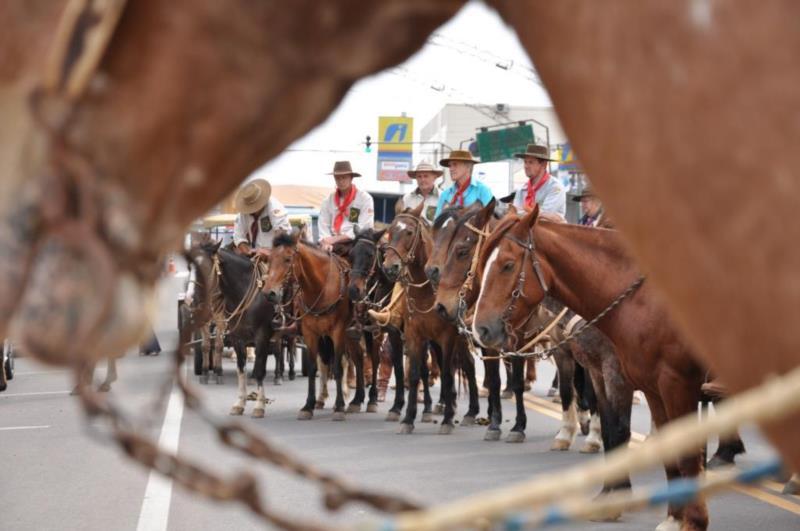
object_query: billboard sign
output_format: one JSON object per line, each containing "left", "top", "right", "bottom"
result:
{"left": 377, "top": 116, "right": 413, "bottom": 182}
{"left": 476, "top": 124, "right": 535, "bottom": 163}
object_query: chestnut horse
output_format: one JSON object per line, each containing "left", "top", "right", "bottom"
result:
{"left": 473, "top": 206, "right": 709, "bottom": 531}
{"left": 382, "top": 204, "right": 480, "bottom": 434}
{"left": 264, "top": 232, "right": 367, "bottom": 420}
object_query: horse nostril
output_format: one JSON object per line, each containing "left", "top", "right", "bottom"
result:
{"left": 478, "top": 326, "right": 492, "bottom": 343}
{"left": 427, "top": 266, "right": 440, "bottom": 283}
{"left": 267, "top": 290, "right": 278, "bottom": 303}
{"left": 436, "top": 303, "right": 450, "bottom": 321}
{"left": 348, "top": 286, "right": 360, "bottom": 300}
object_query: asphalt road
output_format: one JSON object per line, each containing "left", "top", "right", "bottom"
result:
{"left": 1, "top": 272, "right": 798, "bottom": 531}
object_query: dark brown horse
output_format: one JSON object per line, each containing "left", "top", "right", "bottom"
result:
{"left": 263, "top": 232, "right": 367, "bottom": 420}
{"left": 473, "top": 206, "right": 709, "bottom": 531}
{"left": 382, "top": 203, "right": 480, "bottom": 434}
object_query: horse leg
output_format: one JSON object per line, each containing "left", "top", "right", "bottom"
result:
{"left": 98, "top": 357, "right": 118, "bottom": 392}
{"left": 420, "top": 350, "right": 433, "bottom": 422}
{"left": 577, "top": 365, "right": 602, "bottom": 451}
{"left": 501, "top": 358, "right": 513, "bottom": 399}
{"left": 331, "top": 333, "right": 347, "bottom": 420}
{"left": 273, "top": 338, "right": 284, "bottom": 385}
{"left": 461, "top": 345, "right": 480, "bottom": 425}
{"left": 213, "top": 321, "right": 224, "bottom": 384}
{"left": 432, "top": 343, "right": 446, "bottom": 414}
{"left": 437, "top": 340, "right": 457, "bottom": 435}
{"left": 505, "top": 357, "right": 527, "bottom": 443}
{"left": 597, "top": 356, "right": 634, "bottom": 493}
{"left": 200, "top": 324, "right": 211, "bottom": 384}
{"left": 386, "top": 328, "right": 405, "bottom": 421}
{"left": 707, "top": 397, "right": 746, "bottom": 468}
{"left": 298, "top": 335, "right": 319, "bottom": 420}
{"left": 551, "top": 351, "right": 578, "bottom": 451}
{"left": 366, "top": 333, "right": 380, "bottom": 412}
{"left": 287, "top": 337, "right": 296, "bottom": 381}
{"left": 574, "top": 362, "right": 592, "bottom": 435}
{"left": 316, "top": 354, "right": 329, "bottom": 409}
{"left": 399, "top": 337, "right": 424, "bottom": 434}
{"left": 70, "top": 362, "right": 96, "bottom": 395}
{"left": 483, "top": 355, "right": 502, "bottom": 441}
{"left": 230, "top": 342, "right": 248, "bottom": 416}
{"left": 347, "top": 338, "right": 365, "bottom": 413}
{"left": 251, "top": 336, "right": 269, "bottom": 418}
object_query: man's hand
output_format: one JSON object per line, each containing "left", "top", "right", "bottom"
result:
{"left": 237, "top": 243, "right": 253, "bottom": 256}
{"left": 320, "top": 236, "right": 338, "bottom": 252}
{"left": 254, "top": 247, "right": 271, "bottom": 259}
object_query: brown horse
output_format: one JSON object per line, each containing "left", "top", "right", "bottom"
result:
{"left": 382, "top": 203, "right": 480, "bottom": 435}
{"left": 263, "top": 232, "right": 369, "bottom": 420}
{"left": 473, "top": 206, "right": 709, "bottom": 531}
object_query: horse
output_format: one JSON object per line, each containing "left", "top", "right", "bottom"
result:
{"left": 472, "top": 206, "right": 710, "bottom": 531}
{"left": 345, "top": 228, "right": 411, "bottom": 421}
{"left": 263, "top": 231, "right": 364, "bottom": 420}
{"left": 193, "top": 242, "right": 277, "bottom": 418}
{"left": 381, "top": 202, "right": 480, "bottom": 435}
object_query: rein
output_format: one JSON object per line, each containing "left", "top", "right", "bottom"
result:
{"left": 350, "top": 237, "right": 392, "bottom": 309}
{"left": 212, "top": 253, "right": 267, "bottom": 332}
{"left": 274, "top": 244, "right": 348, "bottom": 320}
{"left": 384, "top": 214, "right": 435, "bottom": 316}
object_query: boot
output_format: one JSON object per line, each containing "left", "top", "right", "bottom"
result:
{"left": 368, "top": 283, "right": 404, "bottom": 329}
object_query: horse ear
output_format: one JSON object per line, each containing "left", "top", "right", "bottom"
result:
{"left": 212, "top": 240, "right": 222, "bottom": 253}
{"left": 474, "top": 198, "right": 496, "bottom": 228}
{"left": 290, "top": 226, "right": 302, "bottom": 244}
{"left": 372, "top": 228, "right": 386, "bottom": 242}
{"left": 523, "top": 203, "right": 540, "bottom": 229}
{"left": 409, "top": 200, "right": 425, "bottom": 219}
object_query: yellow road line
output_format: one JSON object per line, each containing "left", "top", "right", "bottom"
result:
{"left": 520, "top": 393, "right": 800, "bottom": 515}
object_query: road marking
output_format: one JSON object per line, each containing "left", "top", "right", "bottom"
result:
{"left": 0, "top": 390, "right": 71, "bottom": 398}
{"left": 521, "top": 392, "right": 800, "bottom": 515}
{"left": 0, "top": 425, "right": 50, "bottom": 431}
{"left": 136, "top": 385, "right": 185, "bottom": 531}
{"left": 14, "top": 370, "right": 69, "bottom": 376}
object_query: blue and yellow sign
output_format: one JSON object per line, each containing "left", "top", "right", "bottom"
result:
{"left": 377, "top": 116, "right": 413, "bottom": 181}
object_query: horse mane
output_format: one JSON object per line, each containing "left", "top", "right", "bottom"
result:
{"left": 432, "top": 206, "right": 461, "bottom": 231}
{"left": 481, "top": 213, "right": 521, "bottom": 262}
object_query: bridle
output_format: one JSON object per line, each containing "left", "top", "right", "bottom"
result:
{"left": 383, "top": 214, "right": 435, "bottom": 316}
{"left": 349, "top": 237, "right": 391, "bottom": 309}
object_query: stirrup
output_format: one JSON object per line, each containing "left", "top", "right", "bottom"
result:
{"left": 368, "top": 309, "right": 391, "bottom": 327}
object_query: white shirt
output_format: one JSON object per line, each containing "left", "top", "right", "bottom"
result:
{"left": 233, "top": 197, "right": 291, "bottom": 249}
{"left": 318, "top": 187, "right": 374, "bottom": 239}
{"left": 512, "top": 175, "right": 566, "bottom": 218}
{"left": 399, "top": 187, "right": 440, "bottom": 223}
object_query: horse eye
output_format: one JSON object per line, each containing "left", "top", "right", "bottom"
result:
{"left": 456, "top": 247, "right": 469, "bottom": 258}
{"left": 405, "top": 230, "right": 413, "bottom": 236}
{"left": 502, "top": 261, "right": 515, "bottom": 272}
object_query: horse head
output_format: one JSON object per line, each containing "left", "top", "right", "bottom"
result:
{"left": 263, "top": 229, "right": 300, "bottom": 304}
{"left": 472, "top": 204, "right": 549, "bottom": 349}
{"left": 347, "top": 227, "right": 385, "bottom": 301}
{"left": 427, "top": 199, "right": 495, "bottom": 322}
{"left": 382, "top": 202, "right": 426, "bottom": 282}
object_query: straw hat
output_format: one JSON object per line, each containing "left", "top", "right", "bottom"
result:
{"left": 327, "top": 160, "right": 361, "bottom": 177}
{"left": 513, "top": 143, "right": 556, "bottom": 161}
{"left": 439, "top": 149, "right": 480, "bottom": 167}
{"left": 407, "top": 161, "right": 444, "bottom": 178}
{"left": 234, "top": 179, "right": 272, "bottom": 214}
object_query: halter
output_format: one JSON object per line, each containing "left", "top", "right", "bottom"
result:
{"left": 349, "top": 237, "right": 391, "bottom": 309}
{"left": 383, "top": 213, "right": 436, "bottom": 316}
{"left": 211, "top": 252, "right": 267, "bottom": 332}
{"left": 271, "top": 244, "right": 348, "bottom": 319}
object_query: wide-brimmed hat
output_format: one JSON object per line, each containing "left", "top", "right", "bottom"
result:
{"left": 327, "top": 160, "right": 361, "bottom": 177}
{"left": 571, "top": 185, "right": 597, "bottom": 201}
{"left": 439, "top": 149, "right": 480, "bottom": 167}
{"left": 407, "top": 161, "right": 444, "bottom": 178}
{"left": 514, "top": 143, "right": 556, "bottom": 161}
{"left": 234, "top": 179, "right": 272, "bottom": 214}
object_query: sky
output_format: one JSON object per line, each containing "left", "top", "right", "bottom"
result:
{"left": 249, "top": 1, "right": 553, "bottom": 195}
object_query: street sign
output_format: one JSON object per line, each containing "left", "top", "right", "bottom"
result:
{"left": 377, "top": 116, "right": 414, "bottom": 181}
{"left": 476, "top": 124, "right": 534, "bottom": 163}
{"left": 557, "top": 143, "right": 582, "bottom": 172}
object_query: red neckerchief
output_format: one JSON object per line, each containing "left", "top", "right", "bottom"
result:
{"left": 449, "top": 177, "right": 471, "bottom": 207}
{"left": 333, "top": 185, "right": 357, "bottom": 234}
{"left": 524, "top": 172, "right": 550, "bottom": 209}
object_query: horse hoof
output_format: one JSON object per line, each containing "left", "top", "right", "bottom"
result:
{"left": 438, "top": 423, "right": 455, "bottom": 435}
{"left": 98, "top": 383, "right": 111, "bottom": 393}
{"left": 484, "top": 429, "right": 502, "bottom": 441}
{"left": 314, "top": 400, "right": 325, "bottom": 410}
{"left": 230, "top": 406, "right": 245, "bottom": 416}
{"left": 398, "top": 423, "right": 414, "bottom": 435}
{"left": 580, "top": 420, "right": 590, "bottom": 436}
{"left": 332, "top": 411, "right": 346, "bottom": 421}
{"left": 366, "top": 403, "right": 378, "bottom": 413}
{"left": 506, "top": 431, "right": 526, "bottom": 443}
{"left": 500, "top": 389, "right": 513, "bottom": 399}
{"left": 386, "top": 411, "right": 401, "bottom": 422}
{"left": 461, "top": 415, "right": 476, "bottom": 427}
{"left": 252, "top": 408, "right": 265, "bottom": 419}
{"left": 288, "top": 372, "right": 296, "bottom": 381}
{"left": 297, "top": 410, "right": 313, "bottom": 420}
{"left": 216, "top": 375, "right": 224, "bottom": 385}
{"left": 551, "top": 395, "right": 562, "bottom": 404}
{"left": 783, "top": 478, "right": 800, "bottom": 495}
{"left": 199, "top": 375, "right": 209, "bottom": 385}
{"left": 273, "top": 378, "right": 283, "bottom": 386}
{"left": 69, "top": 387, "right": 80, "bottom": 396}
{"left": 580, "top": 441, "right": 602, "bottom": 454}
{"left": 346, "top": 403, "right": 361, "bottom": 413}
{"left": 433, "top": 403, "right": 444, "bottom": 415}
{"left": 550, "top": 438, "right": 572, "bottom": 451}
{"left": 421, "top": 412, "right": 434, "bottom": 423}
{"left": 655, "top": 516, "right": 680, "bottom": 531}
{"left": 706, "top": 455, "right": 735, "bottom": 470}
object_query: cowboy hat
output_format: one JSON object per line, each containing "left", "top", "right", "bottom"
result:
{"left": 513, "top": 143, "right": 556, "bottom": 161}
{"left": 439, "top": 149, "right": 480, "bottom": 167}
{"left": 234, "top": 178, "right": 272, "bottom": 214}
{"left": 327, "top": 160, "right": 361, "bottom": 177}
{"left": 571, "top": 185, "right": 597, "bottom": 201}
{"left": 407, "top": 161, "right": 444, "bottom": 178}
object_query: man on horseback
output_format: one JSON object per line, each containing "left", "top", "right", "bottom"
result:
{"left": 510, "top": 144, "right": 566, "bottom": 218}
{"left": 396, "top": 161, "right": 442, "bottom": 224}
{"left": 434, "top": 150, "right": 493, "bottom": 219}
{"left": 233, "top": 178, "right": 290, "bottom": 257}
{"left": 573, "top": 184, "right": 613, "bottom": 228}
{"left": 319, "top": 161, "right": 374, "bottom": 252}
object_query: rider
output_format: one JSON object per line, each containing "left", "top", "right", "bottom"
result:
{"left": 233, "top": 178, "right": 290, "bottom": 257}
{"left": 573, "top": 184, "right": 613, "bottom": 228}
{"left": 319, "top": 161, "right": 374, "bottom": 252}
{"left": 396, "top": 161, "right": 442, "bottom": 223}
{"left": 434, "top": 149, "right": 494, "bottom": 219}
{"left": 510, "top": 144, "right": 566, "bottom": 218}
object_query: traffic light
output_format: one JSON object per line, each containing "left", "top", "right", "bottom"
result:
{"left": 365, "top": 135, "right": 372, "bottom": 153}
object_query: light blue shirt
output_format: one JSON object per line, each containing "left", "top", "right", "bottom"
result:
{"left": 512, "top": 175, "right": 566, "bottom": 218}
{"left": 435, "top": 178, "right": 494, "bottom": 219}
